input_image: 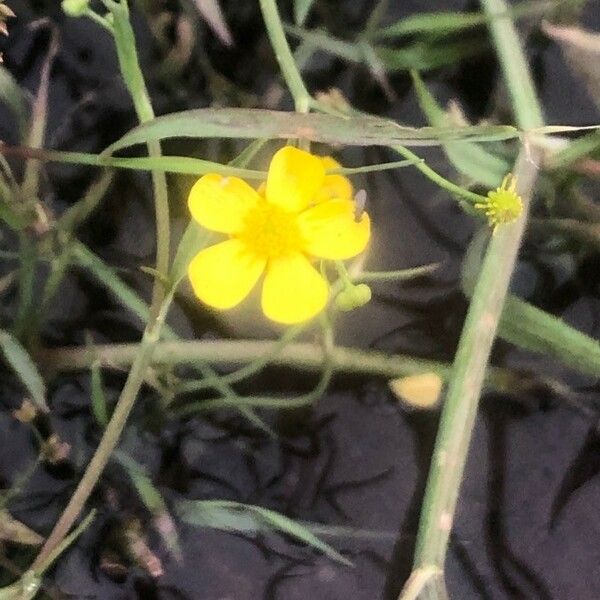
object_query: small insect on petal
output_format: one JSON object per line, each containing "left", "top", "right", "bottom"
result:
{"left": 353, "top": 189, "right": 367, "bottom": 223}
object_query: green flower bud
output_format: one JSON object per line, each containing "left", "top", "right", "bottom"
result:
{"left": 335, "top": 283, "right": 372, "bottom": 312}
{"left": 62, "top": 0, "right": 90, "bottom": 17}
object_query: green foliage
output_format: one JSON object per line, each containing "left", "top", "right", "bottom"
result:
{"left": 177, "top": 500, "right": 351, "bottom": 565}
{"left": 0, "top": 329, "right": 47, "bottom": 412}
{"left": 104, "top": 108, "right": 519, "bottom": 154}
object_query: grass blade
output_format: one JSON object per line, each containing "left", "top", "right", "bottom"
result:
{"left": 104, "top": 109, "right": 519, "bottom": 154}
{"left": 71, "top": 242, "right": 176, "bottom": 338}
{"left": 177, "top": 499, "right": 351, "bottom": 565}
{"left": 0, "top": 329, "right": 48, "bottom": 412}
{"left": 411, "top": 70, "right": 508, "bottom": 186}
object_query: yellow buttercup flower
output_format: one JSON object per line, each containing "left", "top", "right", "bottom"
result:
{"left": 187, "top": 146, "right": 371, "bottom": 324}
{"left": 475, "top": 173, "right": 523, "bottom": 230}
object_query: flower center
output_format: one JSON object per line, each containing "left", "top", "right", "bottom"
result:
{"left": 238, "top": 201, "right": 303, "bottom": 259}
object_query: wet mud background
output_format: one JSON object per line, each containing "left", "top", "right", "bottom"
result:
{"left": 1, "top": 0, "right": 600, "bottom": 598}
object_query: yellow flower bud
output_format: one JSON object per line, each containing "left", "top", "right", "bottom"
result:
{"left": 475, "top": 173, "right": 523, "bottom": 230}
{"left": 335, "top": 283, "right": 372, "bottom": 312}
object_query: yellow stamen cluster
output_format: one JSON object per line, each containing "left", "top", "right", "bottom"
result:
{"left": 475, "top": 174, "right": 523, "bottom": 230}
{"left": 238, "top": 201, "right": 302, "bottom": 259}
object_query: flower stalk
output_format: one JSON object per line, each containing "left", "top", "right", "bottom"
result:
{"left": 259, "top": 0, "right": 311, "bottom": 113}
{"left": 398, "top": 0, "right": 545, "bottom": 595}
{"left": 32, "top": 0, "right": 172, "bottom": 570}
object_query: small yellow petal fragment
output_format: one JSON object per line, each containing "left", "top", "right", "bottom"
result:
{"left": 188, "top": 239, "right": 266, "bottom": 309}
{"left": 389, "top": 373, "right": 444, "bottom": 409}
{"left": 261, "top": 253, "right": 329, "bottom": 324}
{"left": 188, "top": 174, "right": 260, "bottom": 233}
{"left": 265, "top": 146, "right": 325, "bottom": 213}
{"left": 298, "top": 198, "right": 370, "bottom": 260}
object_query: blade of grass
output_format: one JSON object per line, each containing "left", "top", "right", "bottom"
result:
{"left": 0, "top": 330, "right": 48, "bottom": 413}
{"left": 411, "top": 70, "right": 509, "bottom": 186}
{"left": 400, "top": 0, "right": 546, "bottom": 594}
{"left": 70, "top": 241, "right": 176, "bottom": 339}
{"left": 0, "top": 66, "right": 28, "bottom": 138}
{"left": 372, "top": 0, "right": 557, "bottom": 40}
{"left": 103, "top": 109, "right": 520, "bottom": 154}
{"left": 0, "top": 144, "right": 267, "bottom": 178}
{"left": 176, "top": 500, "right": 351, "bottom": 565}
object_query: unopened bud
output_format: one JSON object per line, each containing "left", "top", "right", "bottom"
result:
{"left": 335, "top": 283, "right": 371, "bottom": 312}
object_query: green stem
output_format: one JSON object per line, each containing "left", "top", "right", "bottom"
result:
{"left": 259, "top": 0, "right": 311, "bottom": 112}
{"left": 411, "top": 147, "right": 540, "bottom": 571}
{"left": 480, "top": 0, "right": 544, "bottom": 129}
{"left": 177, "top": 323, "right": 306, "bottom": 394}
{"left": 31, "top": 0, "right": 172, "bottom": 571}
{"left": 393, "top": 145, "right": 486, "bottom": 205}
{"left": 37, "top": 338, "right": 519, "bottom": 392}
{"left": 32, "top": 291, "right": 175, "bottom": 570}
{"left": 109, "top": 0, "right": 170, "bottom": 318}
{"left": 401, "top": 0, "right": 546, "bottom": 590}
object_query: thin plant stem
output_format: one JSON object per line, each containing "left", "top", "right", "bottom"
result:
{"left": 410, "top": 146, "right": 541, "bottom": 571}
{"left": 480, "top": 0, "right": 544, "bottom": 129}
{"left": 32, "top": 291, "right": 175, "bottom": 570}
{"left": 178, "top": 313, "right": 336, "bottom": 414}
{"left": 177, "top": 323, "right": 306, "bottom": 394}
{"left": 37, "top": 338, "right": 520, "bottom": 392}
{"left": 399, "top": 0, "right": 545, "bottom": 594}
{"left": 32, "top": 0, "right": 172, "bottom": 570}
{"left": 259, "top": 0, "right": 311, "bottom": 113}
{"left": 109, "top": 0, "right": 170, "bottom": 319}
{"left": 393, "top": 145, "right": 486, "bottom": 205}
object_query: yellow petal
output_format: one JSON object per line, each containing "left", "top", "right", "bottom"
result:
{"left": 261, "top": 253, "right": 328, "bottom": 324}
{"left": 389, "top": 373, "right": 443, "bottom": 410}
{"left": 298, "top": 199, "right": 371, "bottom": 260}
{"left": 188, "top": 239, "right": 265, "bottom": 309}
{"left": 315, "top": 156, "right": 353, "bottom": 204}
{"left": 188, "top": 174, "right": 260, "bottom": 233}
{"left": 265, "top": 146, "right": 325, "bottom": 213}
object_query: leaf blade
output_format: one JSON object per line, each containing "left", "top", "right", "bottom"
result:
{"left": 0, "top": 329, "right": 48, "bottom": 412}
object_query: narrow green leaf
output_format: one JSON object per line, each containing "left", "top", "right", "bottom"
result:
{"left": 284, "top": 25, "right": 362, "bottom": 61}
{"left": 411, "top": 70, "right": 508, "bottom": 186}
{"left": 377, "top": 38, "right": 489, "bottom": 72}
{"left": 294, "top": 0, "right": 316, "bottom": 25}
{"left": 114, "top": 452, "right": 165, "bottom": 513}
{"left": 177, "top": 500, "right": 351, "bottom": 565}
{"left": 286, "top": 24, "right": 488, "bottom": 72}
{"left": 375, "top": 11, "right": 487, "bottom": 39}
{"left": 104, "top": 109, "right": 519, "bottom": 154}
{"left": 549, "top": 130, "right": 600, "bottom": 169}
{"left": 372, "top": 0, "right": 553, "bottom": 40}
{"left": 0, "top": 66, "right": 28, "bottom": 139}
{"left": 71, "top": 242, "right": 176, "bottom": 338}
{"left": 462, "top": 228, "right": 600, "bottom": 378}
{"left": 500, "top": 296, "right": 600, "bottom": 378}
{"left": 114, "top": 451, "right": 182, "bottom": 559}
{"left": 0, "top": 145, "right": 265, "bottom": 180}
{"left": 0, "top": 329, "right": 48, "bottom": 412}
